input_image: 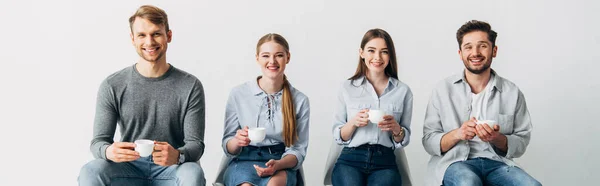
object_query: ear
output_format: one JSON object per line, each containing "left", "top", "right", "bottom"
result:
{"left": 256, "top": 54, "right": 260, "bottom": 64}
{"left": 492, "top": 45, "right": 498, "bottom": 58}
{"left": 286, "top": 52, "right": 291, "bottom": 64}
{"left": 130, "top": 32, "right": 135, "bottom": 46}
{"left": 359, "top": 48, "right": 364, "bottom": 60}
{"left": 167, "top": 30, "right": 172, "bottom": 43}
{"left": 458, "top": 49, "right": 462, "bottom": 60}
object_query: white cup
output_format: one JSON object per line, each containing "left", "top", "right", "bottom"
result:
{"left": 248, "top": 127, "right": 266, "bottom": 142}
{"left": 476, "top": 120, "right": 497, "bottom": 128}
{"left": 368, "top": 110, "right": 386, "bottom": 124}
{"left": 134, "top": 139, "right": 155, "bottom": 157}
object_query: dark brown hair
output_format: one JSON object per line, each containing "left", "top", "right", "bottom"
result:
{"left": 456, "top": 20, "right": 497, "bottom": 49}
{"left": 349, "top": 28, "right": 399, "bottom": 82}
{"left": 256, "top": 33, "right": 297, "bottom": 147}
{"left": 129, "top": 5, "right": 170, "bottom": 33}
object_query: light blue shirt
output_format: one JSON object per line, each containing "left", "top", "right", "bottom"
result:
{"left": 222, "top": 78, "right": 310, "bottom": 170}
{"left": 332, "top": 76, "right": 413, "bottom": 149}
{"left": 422, "top": 69, "right": 533, "bottom": 186}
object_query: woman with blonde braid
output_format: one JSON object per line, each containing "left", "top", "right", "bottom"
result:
{"left": 222, "top": 33, "right": 310, "bottom": 186}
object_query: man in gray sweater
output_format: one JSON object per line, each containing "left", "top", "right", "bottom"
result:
{"left": 79, "top": 5, "right": 206, "bottom": 186}
{"left": 422, "top": 20, "right": 541, "bottom": 186}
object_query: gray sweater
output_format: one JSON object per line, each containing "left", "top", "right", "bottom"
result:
{"left": 90, "top": 64, "right": 205, "bottom": 163}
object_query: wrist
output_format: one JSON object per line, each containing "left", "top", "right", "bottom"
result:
{"left": 393, "top": 127, "right": 404, "bottom": 138}
{"left": 177, "top": 150, "right": 185, "bottom": 165}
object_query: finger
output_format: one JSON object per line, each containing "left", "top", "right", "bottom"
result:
{"left": 466, "top": 127, "right": 477, "bottom": 133}
{"left": 237, "top": 130, "right": 248, "bottom": 137}
{"left": 359, "top": 109, "right": 369, "bottom": 113}
{"left": 359, "top": 112, "right": 369, "bottom": 118}
{"left": 475, "top": 126, "right": 486, "bottom": 137}
{"left": 117, "top": 148, "right": 139, "bottom": 156}
{"left": 383, "top": 115, "right": 394, "bottom": 120}
{"left": 117, "top": 153, "right": 140, "bottom": 160}
{"left": 153, "top": 144, "right": 165, "bottom": 151}
{"left": 265, "top": 159, "right": 275, "bottom": 167}
{"left": 115, "top": 142, "right": 137, "bottom": 149}
{"left": 152, "top": 151, "right": 162, "bottom": 158}
{"left": 481, "top": 124, "right": 494, "bottom": 133}
{"left": 358, "top": 118, "right": 369, "bottom": 123}
{"left": 254, "top": 164, "right": 263, "bottom": 171}
{"left": 493, "top": 125, "right": 500, "bottom": 131}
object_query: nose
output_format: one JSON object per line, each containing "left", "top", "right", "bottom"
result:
{"left": 268, "top": 56, "right": 276, "bottom": 64}
{"left": 144, "top": 35, "right": 156, "bottom": 46}
{"left": 374, "top": 52, "right": 381, "bottom": 61}
{"left": 473, "top": 46, "right": 481, "bottom": 55}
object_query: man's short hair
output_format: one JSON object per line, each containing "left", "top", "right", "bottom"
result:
{"left": 129, "top": 5, "right": 170, "bottom": 33}
{"left": 456, "top": 20, "right": 497, "bottom": 49}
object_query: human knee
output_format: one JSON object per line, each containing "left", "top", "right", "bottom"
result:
{"left": 267, "top": 171, "right": 287, "bottom": 186}
{"left": 78, "top": 160, "right": 111, "bottom": 184}
{"left": 176, "top": 162, "right": 205, "bottom": 186}
{"left": 444, "top": 164, "right": 481, "bottom": 186}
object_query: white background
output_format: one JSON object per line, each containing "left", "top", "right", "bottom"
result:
{"left": 1, "top": 0, "right": 598, "bottom": 185}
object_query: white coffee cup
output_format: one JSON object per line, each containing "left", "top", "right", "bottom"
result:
{"left": 248, "top": 127, "right": 266, "bottom": 142}
{"left": 476, "top": 120, "right": 497, "bottom": 127}
{"left": 368, "top": 110, "right": 386, "bottom": 124}
{"left": 134, "top": 139, "right": 155, "bottom": 157}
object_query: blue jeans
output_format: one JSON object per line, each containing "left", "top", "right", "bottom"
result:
{"left": 78, "top": 156, "right": 205, "bottom": 186}
{"left": 443, "top": 157, "right": 541, "bottom": 186}
{"left": 332, "top": 144, "right": 402, "bottom": 186}
{"left": 224, "top": 144, "right": 297, "bottom": 186}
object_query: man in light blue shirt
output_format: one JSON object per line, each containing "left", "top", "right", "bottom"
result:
{"left": 422, "top": 20, "right": 541, "bottom": 186}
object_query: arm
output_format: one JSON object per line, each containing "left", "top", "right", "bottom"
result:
{"left": 332, "top": 88, "right": 368, "bottom": 144}
{"left": 280, "top": 97, "right": 310, "bottom": 170}
{"left": 500, "top": 91, "right": 532, "bottom": 158}
{"left": 422, "top": 89, "right": 446, "bottom": 156}
{"left": 222, "top": 90, "right": 248, "bottom": 156}
{"left": 90, "top": 80, "right": 119, "bottom": 160}
{"left": 422, "top": 89, "right": 477, "bottom": 155}
{"left": 178, "top": 79, "right": 205, "bottom": 162}
{"left": 391, "top": 91, "right": 413, "bottom": 148}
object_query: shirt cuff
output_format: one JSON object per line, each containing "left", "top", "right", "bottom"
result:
{"left": 222, "top": 136, "right": 240, "bottom": 158}
{"left": 333, "top": 125, "right": 351, "bottom": 145}
{"left": 282, "top": 149, "right": 304, "bottom": 170}
{"left": 100, "top": 144, "right": 110, "bottom": 160}
{"left": 392, "top": 127, "right": 410, "bottom": 149}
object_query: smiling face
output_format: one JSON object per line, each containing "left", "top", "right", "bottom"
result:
{"left": 459, "top": 31, "right": 497, "bottom": 74}
{"left": 360, "top": 38, "right": 390, "bottom": 74}
{"left": 256, "top": 41, "right": 289, "bottom": 79}
{"left": 130, "top": 17, "right": 171, "bottom": 63}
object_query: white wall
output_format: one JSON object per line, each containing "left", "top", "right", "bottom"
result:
{"left": 1, "top": 0, "right": 598, "bottom": 185}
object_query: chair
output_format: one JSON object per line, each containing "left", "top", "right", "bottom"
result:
{"left": 322, "top": 141, "right": 412, "bottom": 186}
{"left": 213, "top": 155, "right": 306, "bottom": 186}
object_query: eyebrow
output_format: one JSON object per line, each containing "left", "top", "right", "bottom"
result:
{"left": 366, "top": 47, "right": 388, "bottom": 50}
{"left": 135, "top": 30, "right": 163, "bottom": 35}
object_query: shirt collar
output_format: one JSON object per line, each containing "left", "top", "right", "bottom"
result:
{"left": 352, "top": 75, "right": 398, "bottom": 92}
{"left": 453, "top": 69, "right": 503, "bottom": 92}
{"left": 251, "top": 76, "right": 285, "bottom": 96}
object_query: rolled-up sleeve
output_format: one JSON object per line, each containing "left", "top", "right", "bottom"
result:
{"left": 393, "top": 90, "right": 413, "bottom": 149}
{"left": 282, "top": 97, "right": 310, "bottom": 170}
{"left": 504, "top": 91, "right": 532, "bottom": 159}
{"left": 422, "top": 88, "right": 446, "bottom": 156}
{"left": 332, "top": 88, "right": 351, "bottom": 145}
{"left": 222, "top": 90, "right": 241, "bottom": 157}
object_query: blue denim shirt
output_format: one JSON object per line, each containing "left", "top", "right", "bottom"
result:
{"left": 332, "top": 76, "right": 413, "bottom": 149}
{"left": 222, "top": 78, "right": 310, "bottom": 170}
